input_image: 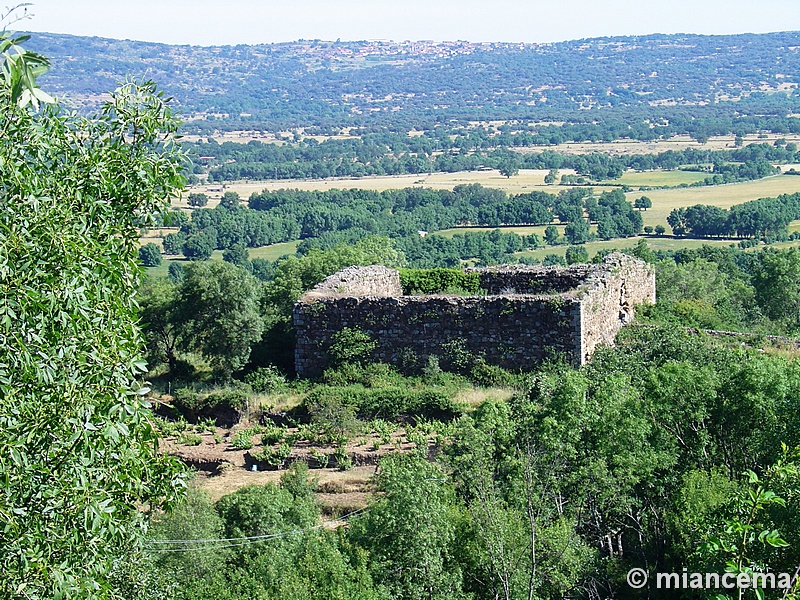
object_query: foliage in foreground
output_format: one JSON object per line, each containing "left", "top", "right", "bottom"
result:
{"left": 0, "top": 32, "right": 186, "bottom": 598}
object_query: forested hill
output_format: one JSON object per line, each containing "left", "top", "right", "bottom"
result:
{"left": 26, "top": 30, "right": 800, "bottom": 132}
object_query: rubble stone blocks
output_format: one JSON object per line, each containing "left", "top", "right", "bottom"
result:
{"left": 293, "top": 255, "right": 656, "bottom": 378}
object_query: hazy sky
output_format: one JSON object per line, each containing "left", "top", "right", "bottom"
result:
{"left": 11, "top": 0, "right": 800, "bottom": 46}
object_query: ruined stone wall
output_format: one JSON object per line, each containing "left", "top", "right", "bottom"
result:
{"left": 578, "top": 254, "right": 657, "bottom": 361}
{"left": 294, "top": 294, "right": 582, "bottom": 377}
{"left": 302, "top": 265, "right": 402, "bottom": 299}
{"left": 469, "top": 263, "right": 597, "bottom": 295}
{"left": 294, "top": 254, "right": 655, "bottom": 378}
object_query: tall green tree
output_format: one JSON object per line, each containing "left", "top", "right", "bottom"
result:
{"left": 349, "top": 453, "right": 465, "bottom": 600}
{"left": 752, "top": 248, "right": 800, "bottom": 324}
{"left": 139, "top": 242, "right": 162, "bottom": 267}
{"left": 175, "top": 261, "right": 264, "bottom": 377}
{"left": 0, "top": 30, "right": 185, "bottom": 599}
{"left": 187, "top": 192, "right": 208, "bottom": 207}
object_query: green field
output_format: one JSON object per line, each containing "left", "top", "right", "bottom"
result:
{"left": 144, "top": 240, "right": 300, "bottom": 278}
{"left": 515, "top": 236, "right": 738, "bottom": 261}
{"left": 242, "top": 241, "right": 301, "bottom": 261}
{"left": 633, "top": 174, "right": 800, "bottom": 228}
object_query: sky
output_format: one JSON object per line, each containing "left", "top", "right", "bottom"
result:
{"left": 10, "top": 0, "right": 800, "bottom": 46}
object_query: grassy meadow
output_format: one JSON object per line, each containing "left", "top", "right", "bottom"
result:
{"left": 632, "top": 174, "right": 800, "bottom": 228}
{"left": 514, "top": 236, "right": 737, "bottom": 261}
{"left": 143, "top": 240, "right": 300, "bottom": 277}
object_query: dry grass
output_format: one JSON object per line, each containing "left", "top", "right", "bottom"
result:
{"left": 455, "top": 386, "right": 516, "bottom": 408}
{"left": 615, "top": 170, "right": 708, "bottom": 186}
{"left": 255, "top": 390, "right": 305, "bottom": 413}
{"left": 196, "top": 465, "right": 377, "bottom": 504}
{"left": 514, "top": 236, "right": 737, "bottom": 261}
{"left": 511, "top": 134, "right": 800, "bottom": 155}
{"left": 184, "top": 169, "right": 582, "bottom": 200}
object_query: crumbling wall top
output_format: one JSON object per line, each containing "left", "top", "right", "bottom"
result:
{"left": 299, "top": 253, "right": 652, "bottom": 302}
{"left": 300, "top": 265, "right": 402, "bottom": 302}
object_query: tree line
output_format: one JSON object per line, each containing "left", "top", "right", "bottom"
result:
{"left": 667, "top": 193, "right": 800, "bottom": 239}
{"left": 163, "top": 185, "right": 645, "bottom": 264}
{"left": 189, "top": 134, "right": 792, "bottom": 185}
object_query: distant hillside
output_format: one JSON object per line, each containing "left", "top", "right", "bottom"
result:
{"left": 25, "top": 31, "right": 800, "bottom": 133}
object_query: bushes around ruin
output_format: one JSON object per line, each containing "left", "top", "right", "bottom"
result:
{"left": 399, "top": 268, "right": 483, "bottom": 295}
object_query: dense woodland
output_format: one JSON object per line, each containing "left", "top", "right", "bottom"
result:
{"left": 5, "top": 26, "right": 800, "bottom": 600}
{"left": 157, "top": 183, "right": 800, "bottom": 273}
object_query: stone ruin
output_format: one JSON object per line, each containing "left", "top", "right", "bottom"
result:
{"left": 293, "top": 253, "right": 656, "bottom": 377}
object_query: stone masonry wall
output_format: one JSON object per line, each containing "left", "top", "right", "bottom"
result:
{"left": 294, "top": 254, "right": 655, "bottom": 378}
{"left": 578, "top": 254, "right": 657, "bottom": 361}
{"left": 469, "top": 263, "right": 597, "bottom": 295}
{"left": 302, "top": 265, "right": 402, "bottom": 299}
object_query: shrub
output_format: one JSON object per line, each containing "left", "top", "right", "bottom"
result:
{"left": 177, "top": 431, "right": 202, "bottom": 446}
{"left": 334, "top": 446, "right": 353, "bottom": 471}
{"left": 172, "top": 387, "right": 201, "bottom": 413}
{"left": 167, "top": 261, "right": 185, "bottom": 283}
{"left": 309, "top": 448, "right": 330, "bottom": 468}
{"left": 251, "top": 443, "right": 291, "bottom": 468}
{"left": 323, "top": 362, "right": 402, "bottom": 387}
{"left": 469, "top": 361, "right": 520, "bottom": 388}
{"left": 243, "top": 366, "right": 287, "bottom": 393}
{"left": 303, "top": 385, "right": 463, "bottom": 422}
{"left": 371, "top": 419, "right": 395, "bottom": 444}
{"left": 543, "top": 253, "right": 566, "bottom": 267}
{"left": 260, "top": 425, "right": 285, "bottom": 446}
{"left": 406, "top": 431, "right": 429, "bottom": 457}
{"left": 280, "top": 461, "right": 317, "bottom": 497}
{"left": 204, "top": 388, "right": 250, "bottom": 413}
{"left": 399, "top": 268, "right": 482, "bottom": 295}
{"left": 422, "top": 355, "right": 443, "bottom": 381}
{"left": 327, "top": 327, "right": 377, "bottom": 367}
{"left": 172, "top": 386, "right": 250, "bottom": 425}
{"left": 154, "top": 416, "right": 189, "bottom": 437}
{"left": 305, "top": 391, "right": 360, "bottom": 438}
{"left": 565, "top": 245, "right": 589, "bottom": 265}
{"left": 439, "top": 339, "right": 477, "bottom": 374}
{"left": 231, "top": 429, "right": 255, "bottom": 450}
